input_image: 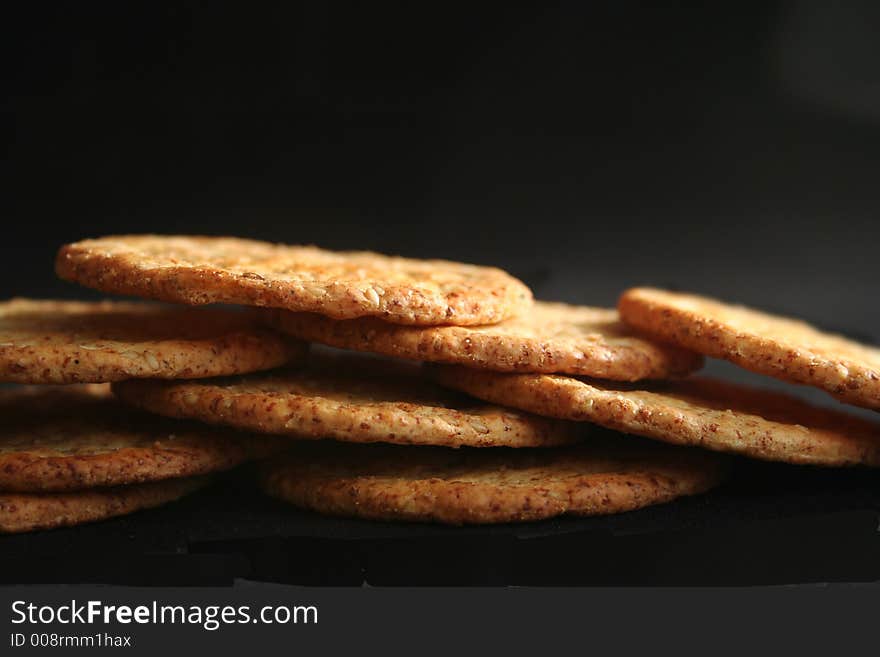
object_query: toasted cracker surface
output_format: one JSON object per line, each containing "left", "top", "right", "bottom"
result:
{"left": 618, "top": 287, "right": 880, "bottom": 410}
{"left": 0, "top": 476, "right": 208, "bottom": 534}
{"left": 0, "top": 385, "right": 282, "bottom": 492}
{"left": 0, "top": 298, "right": 304, "bottom": 384}
{"left": 270, "top": 301, "right": 702, "bottom": 379}
{"left": 114, "top": 353, "right": 578, "bottom": 448}
{"left": 56, "top": 235, "right": 533, "bottom": 325}
{"left": 431, "top": 367, "right": 880, "bottom": 466}
{"left": 259, "top": 439, "right": 725, "bottom": 524}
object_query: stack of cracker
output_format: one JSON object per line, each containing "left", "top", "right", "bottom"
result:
{"left": 5, "top": 235, "right": 879, "bottom": 530}
{"left": 0, "top": 299, "right": 303, "bottom": 532}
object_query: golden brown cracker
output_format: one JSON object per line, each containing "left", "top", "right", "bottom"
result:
{"left": 618, "top": 287, "right": 880, "bottom": 410}
{"left": 430, "top": 366, "right": 880, "bottom": 466}
{"left": 56, "top": 235, "right": 533, "bottom": 325}
{"left": 0, "top": 298, "right": 303, "bottom": 384}
{"left": 0, "top": 385, "right": 282, "bottom": 492}
{"left": 259, "top": 439, "right": 725, "bottom": 524}
{"left": 270, "top": 301, "right": 702, "bottom": 379}
{"left": 0, "top": 476, "right": 209, "bottom": 534}
{"left": 113, "top": 353, "right": 578, "bottom": 448}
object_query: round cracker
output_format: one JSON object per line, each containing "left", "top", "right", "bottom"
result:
{"left": 0, "top": 385, "right": 283, "bottom": 492}
{"left": 113, "top": 353, "right": 578, "bottom": 448}
{"left": 430, "top": 366, "right": 880, "bottom": 466}
{"left": 0, "top": 298, "right": 304, "bottom": 384}
{"left": 56, "top": 235, "right": 533, "bottom": 326}
{"left": 269, "top": 301, "right": 703, "bottom": 379}
{"left": 618, "top": 287, "right": 880, "bottom": 410}
{"left": 259, "top": 439, "right": 725, "bottom": 524}
{"left": 0, "top": 476, "right": 209, "bottom": 534}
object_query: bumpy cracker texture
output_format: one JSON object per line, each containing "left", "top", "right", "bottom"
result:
{"left": 113, "top": 353, "right": 578, "bottom": 448}
{"left": 259, "top": 440, "right": 725, "bottom": 524}
{"left": 618, "top": 287, "right": 880, "bottom": 410}
{"left": 431, "top": 366, "right": 880, "bottom": 467}
{"left": 0, "top": 385, "right": 282, "bottom": 492}
{"left": 0, "top": 298, "right": 303, "bottom": 384}
{"left": 56, "top": 235, "right": 533, "bottom": 326}
{"left": 270, "top": 301, "right": 703, "bottom": 379}
{"left": 0, "top": 476, "right": 208, "bottom": 534}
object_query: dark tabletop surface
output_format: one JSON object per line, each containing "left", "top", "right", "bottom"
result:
{"left": 2, "top": 453, "right": 878, "bottom": 587}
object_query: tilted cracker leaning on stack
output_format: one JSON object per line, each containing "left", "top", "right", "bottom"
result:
{"left": 3, "top": 234, "right": 878, "bottom": 530}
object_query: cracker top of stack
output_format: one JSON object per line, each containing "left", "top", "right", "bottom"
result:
{"left": 56, "top": 235, "right": 533, "bottom": 326}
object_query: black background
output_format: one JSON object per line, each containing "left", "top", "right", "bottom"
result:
{"left": 3, "top": 2, "right": 880, "bottom": 587}
{"left": 5, "top": 1, "right": 880, "bottom": 333}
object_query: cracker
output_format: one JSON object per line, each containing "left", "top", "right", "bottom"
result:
{"left": 618, "top": 287, "right": 880, "bottom": 410}
{"left": 113, "top": 353, "right": 578, "bottom": 448}
{"left": 0, "top": 476, "right": 208, "bottom": 534}
{"left": 0, "top": 298, "right": 304, "bottom": 384}
{"left": 0, "top": 385, "right": 283, "bottom": 492}
{"left": 430, "top": 366, "right": 880, "bottom": 466}
{"left": 56, "top": 235, "right": 533, "bottom": 325}
{"left": 269, "top": 301, "right": 702, "bottom": 379}
{"left": 258, "top": 439, "right": 725, "bottom": 524}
